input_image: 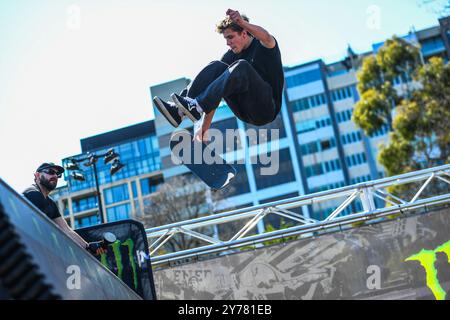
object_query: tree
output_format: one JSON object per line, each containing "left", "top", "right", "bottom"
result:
{"left": 378, "top": 57, "right": 450, "bottom": 176}
{"left": 138, "top": 174, "right": 235, "bottom": 254}
{"left": 354, "top": 36, "right": 449, "bottom": 199}
{"left": 353, "top": 37, "right": 423, "bottom": 135}
{"left": 138, "top": 175, "right": 215, "bottom": 254}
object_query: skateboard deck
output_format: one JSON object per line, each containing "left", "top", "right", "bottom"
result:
{"left": 169, "top": 130, "right": 237, "bottom": 191}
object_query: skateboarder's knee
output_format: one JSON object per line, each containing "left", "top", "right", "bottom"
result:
{"left": 208, "top": 60, "right": 229, "bottom": 69}
{"left": 235, "top": 59, "right": 251, "bottom": 68}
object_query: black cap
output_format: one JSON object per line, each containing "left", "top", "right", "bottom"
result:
{"left": 36, "top": 162, "right": 65, "bottom": 175}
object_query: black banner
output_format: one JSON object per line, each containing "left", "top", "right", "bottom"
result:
{"left": 154, "top": 205, "right": 450, "bottom": 300}
{"left": 77, "top": 220, "right": 157, "bottom": 300}
{"left": 0, "top": 178, "right": 141, "bottom": 300}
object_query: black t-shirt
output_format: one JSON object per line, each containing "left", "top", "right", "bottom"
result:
{"left": 221, "top": 37, "right": 285, "bottom": 113}
{"left": 23, "top": 184, "right": 61, "bottom": 220}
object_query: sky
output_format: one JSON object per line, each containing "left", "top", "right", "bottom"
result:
{"left": 0, "top": 0, "right": 444, "bottom": 192}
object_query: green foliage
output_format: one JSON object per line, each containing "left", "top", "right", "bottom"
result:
{"left": 262, "top": 219, "right": 299, "bottom": 247}
{"left": 354, "top": 36, "right": 449, "bottom": 182}
{"left": 238, "top": 219, "right": 299, "bottom": 252}
{"left": 354, "top": 37, "right": 422, "bottom": 134}
{"left": 353, "top": 89, "right": 391, "bottom": 135}
{"left": 378, "top": 132, "right": 415, "bottom": 176}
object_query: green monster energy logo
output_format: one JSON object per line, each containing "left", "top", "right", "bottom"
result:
{"left": 405, "top": 240, "right": 450, "bottom": 300}
{"left": 100, "top": 239, "right": 139, "bottom": 291}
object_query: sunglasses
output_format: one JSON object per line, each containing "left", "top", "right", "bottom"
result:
{"left": 40, "top": 169, "right": 62, "bottom": 178}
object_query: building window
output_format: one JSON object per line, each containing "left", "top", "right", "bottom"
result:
{"left": 309, "top": 181, "right": 345, "bottom": 194}
{"left": 62, "top": 200, "right": 70, "bottom": 216}
{"left": 244, "top": 113, "right": 287, "bottom": 140}
{"left": 331, "top": 85, "right": 354, "bottom": 102}
{"left": 305, "top": 163, "right": 324, "bottom": 178}
{"left": 346, "top": 153, "right": 367, "bottom": 167}
{"left": 286, "top": 68, "right": 322, "bottom": 88}
{"left": 291, "top": 93, "right": 327, "bottom": 112}
{"left": 74, "top": 214, "right": 99, "bottom": 229}
{"left": 351, "top": 175, "right": 372, "bottom": 184}
{"left": 253, "top": 148, "right": 295, "bottom": 190}
{"left": 341, "top": 131, "right": 363, "bottom": 145}
{"left": 296, "top": 120, "right": 316, "bottom": 134}
{"left": 104, "top": 184, "right": 129, "bottom": 205}
{"left": 72, "top": 195, "right": 97, "bottom": 213}
{"left": 140, "top": 175, "right": 164, "bottom": 196}
{"left": 107, "top": 203, "right": 131, "bottom": 222}
{"left": 64, "top": 134, "right": 161, "bottom": 193}
{"left": 421, "top": 37, "right": 445, "bottom": 56}
{"left": 336, "top": 108, "right": 354, "bottom": 123}
{"left": 131, "top": 181, "right": 138, "bottom": 199}
{"left": 297, "top": 116, "right": 332, "bottom": 133}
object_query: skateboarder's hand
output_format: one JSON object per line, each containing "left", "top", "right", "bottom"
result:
{"left": 193, "top": 126, "right": 209, "bottom": 142}
{"left": 226, "top": 9, "right": 244, "bottom": 26}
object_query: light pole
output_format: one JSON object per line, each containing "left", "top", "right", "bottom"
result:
{"left": 65, "top": 149, "right": 125, "bottom": 224}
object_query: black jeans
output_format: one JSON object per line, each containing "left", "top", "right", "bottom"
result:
{"left": 180, "top": 60, "right": 277, "bottom": 126}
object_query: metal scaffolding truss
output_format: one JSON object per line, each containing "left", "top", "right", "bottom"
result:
{"left": 146, "top": 164, "right": 450, "bottom": 266}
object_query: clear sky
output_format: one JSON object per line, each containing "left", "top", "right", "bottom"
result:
{"left": 0, "top": 0, "right": 443, "bottom": 192}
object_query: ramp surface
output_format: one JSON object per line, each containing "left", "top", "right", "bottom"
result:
{"left": 0, "top": 178, "right": 141, "bottom": 300}
{"left": 153, "top": 206, "right": 450, "bottom": 300}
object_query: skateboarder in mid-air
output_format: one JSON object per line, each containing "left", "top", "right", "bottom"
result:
{"left": 154, "top": 8, "right": 284, "bottom": 142}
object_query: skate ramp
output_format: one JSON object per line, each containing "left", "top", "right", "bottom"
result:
{"left": 0, "top": 178, "right": 141, "bottom": 300}
{"left": 153, "top": 205, "right": 450, "bottom": 300}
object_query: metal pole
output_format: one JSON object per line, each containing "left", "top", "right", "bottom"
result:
{"left": 92, "top": 158, "right": 104, "bottom": 224}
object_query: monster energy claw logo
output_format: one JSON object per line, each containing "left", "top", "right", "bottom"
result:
{"left": 405, "top": 240, "right": 450, "bottom": 300}
{"left": 100, "top": 238, "right": 139, "bottom": 290}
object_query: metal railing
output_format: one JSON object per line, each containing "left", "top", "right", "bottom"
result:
{"left": 146, "top": 164, "right": 450, "bottom": 266}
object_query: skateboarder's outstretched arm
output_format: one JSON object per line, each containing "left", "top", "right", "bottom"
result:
{"left": 194, "top": 109, "right": 216, "bottom": 142}
{"left": 226, "top": 9, "right": 275, "bottom": 49}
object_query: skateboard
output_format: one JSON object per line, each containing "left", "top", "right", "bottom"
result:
{"left": 169, "top": 130, "right": 237, "bottom": 191}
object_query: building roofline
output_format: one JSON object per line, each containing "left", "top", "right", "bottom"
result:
{"left": 79, "top": 120, "right": 156, "bottom": 154}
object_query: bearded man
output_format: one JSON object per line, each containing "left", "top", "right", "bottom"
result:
{"left": 23, "top": 162, "right": 104, "bottom": 255}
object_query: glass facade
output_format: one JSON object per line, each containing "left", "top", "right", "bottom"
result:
{"left": 291, "top": 93, "right": 327, "bottom": 112}
{"left": 336, "top": 109, "right": 354, "bottom": 123}
{"left": 421, "top": 36, "right": 445, "bottom": 56}
{"left": 244, "top": 113, "right": 287, "bottom": 140}
{"left": 104, "top": 184, "right": 129, "bottom": 205}
{"left": 74, "top": 215, "right": 100, "bottom": 229}
{"left": 345, "top": 153, "right": 367, "bottom": 167}
{"left": 301, "top": 138, "right": 337, "bottom": 155}
{"left": 331, "top": 86, "right": 354, "bottom": 102}
{"left": 72, "top": 195, "right": 97, "bottom": 213}
{"left": 285, "top": 68, "right": 322, "bottom": 88}
{"left": 140, "top": 175, "right": 164, "bottom": 196}
{"left": 65, "top": 135, "right": 160, "bottom": 192}
{"left": 296, "top": 116, "right": 332, "bottom": 134}
{"left": 252, "top": 148, "right": 295, "bottom": 190}
{"left": 341, "top": 131, "right": 362, "bottom": 145}
{"left": 106, "top": 203, "right": 131, "bottom": 222}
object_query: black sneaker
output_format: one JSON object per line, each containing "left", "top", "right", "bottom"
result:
{"left": 153, "top": 96, "right": 183, "bottom": 128}
{"left": 171, "top": 93, "right": 203, "bottom": 122}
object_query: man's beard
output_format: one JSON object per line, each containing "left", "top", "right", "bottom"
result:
{"left": 39, "top": 176, "right": 57, "bottom": 191}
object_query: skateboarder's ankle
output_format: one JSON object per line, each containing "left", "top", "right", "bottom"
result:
{"left": 194, "top": 99, "right": 204, "bottom": 113}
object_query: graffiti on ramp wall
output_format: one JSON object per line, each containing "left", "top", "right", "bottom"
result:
{"left": 154, "top": 207, "right": 450, "bottom": 300}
